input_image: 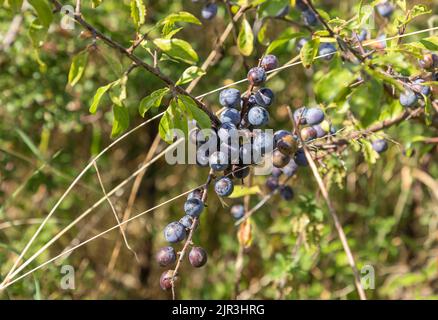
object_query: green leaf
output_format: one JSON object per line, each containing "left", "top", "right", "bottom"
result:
{"left": 139, "top": 88, "right": 169, "bottom": 117}
{"left": 409, "top": 4, "right": 431, "bottom": 21}
{"left": 419, "top": 36, "right": 438, "bottom": 51}
{"left": 111, "top": 105, "right": 130, "bottom": 138}
{"left": 348, "top": 78, "right": 383, "bottom": 127}
{"left": 176, "top": 66, "right": 206, "bottom": 85}
{"left": 89, "top": 81, "right": 119, "bottom": 113}
{"left": 159, "top": 11, "right": 201, "bottom": 26}
{"left": 68, "top": 50, "right": 89, "bottom": 86}
{"left": 266, "top": 31, "right": 304, "bottom": 54}
{"left": 237, "top": 18, "right": 254, "bottom": 56}
{"left": 153, "top": 38, "right": 198, "bottom": 64}
{"left": 315, "top": 67, "right": 354, "bottom": 102}
{"left": 159, "top": 106, "right": 175, "bottom": 144}
{"left": 28, "top": 0, "right": 53, "bottom": 28}
{"left": 177, "top": 95, "right": 211, "bottom": 131}
{"left": 130, "top": 0, "right": 146, "bottom": 29}
{"left": 300, "top": 38, "right": 320, "bottom": 68}
{"left": 229, "top": 185, "right": 261, "bottom": 198}
{"left": 28, "top": 18, "right": 48, "bottom": 48}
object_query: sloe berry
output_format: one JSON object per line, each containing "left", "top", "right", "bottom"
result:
{"left": 159, "top": 270, "right": 175, "bottom": 290}
{"left": 293, "top": 107, "right": 308, "bottom": 125}
{"left": 218, "top": 122, "right": 238, "bottom": 142}
{"left": 276, "top": 134, "right": 296, "bottom": 156}
{"left": 189, "top": 247, "right": 208, "bottom": 268}
{"left": 272, "top": 150, "right": 291, "bottom": 168}
{"left": 187, "top": 188, "right": 203, "bottom": 200}
{"left": 279, "top": 185, "right": 294, "bottom": 201}
{"left": 265, "top": 176, "right": 279, "bottom": 191}
{"left": 302, "top": 9, "right": 317, "bottom": 26}
{"left": 319, "top": 42, "right": 336, "bottom": 60}
{"left": 294, "top": 149, "right": 308, "bottom": 166}
{"left": 304, "top": 107, "right": 325, "bottom": 125}
{"left": 184, "top": 198, "right": 204, "bottom": 217}
{"left": 247, "top": 67, "right": 267, "bottom": 86}
{"left": 232, "top": 164, "right": 250, "bottom": 179}
{"left": 271, "top": 167, "right": 283, "bottom": 178}
{"left": 376, "top": 1, "right": 394, "bottom": 18}
{"left": 219, "top": 88, "right": 241, "bottom": 108}
{"left": 372, "top": 139, "right": 388, "bottom": 154}
{"left": 412, "top": 79, "right": 431, "bottom": 96}
{"left": 254, "top": 88, "right": 275, "bottom": 107}
{"left": 248, "top": 106, "right": 269, "bottom": 127}
{"left": 201, "top": 3, "right": 218, "bottom": 20}
{"left": 399, "top": 89, "right": 418, "bottom": 108}
{"left": 179, "top": 215, "right": 198, "bottom": 230}
{"left": 230, "top": 204, "right": 245, "bottom": 220}
{"left": 261, "top": 55, "right": 279, "bottom": 71}
{"left": 220, "top": 108, "right": 241, "bottom": 125}
{"left": 164, "top": 221, "right": 186, "bottom": 243}
{"left": 300, "top": 126, "right": 317, "bottom": 141}
{"left": 214, "top": 177, "right": 234, "bottom": 197}
{"left": 282, "top": 159, "right": 299, "bottom": 177}
{"left": 156, "top": 246, "right": 176, "bottom": 267}
{"left": 419, "top": 53, "right": 438, "bottom": 70}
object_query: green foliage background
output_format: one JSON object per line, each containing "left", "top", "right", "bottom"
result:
{"left": 0, "top": 0, "right": 437, "bottom": 299}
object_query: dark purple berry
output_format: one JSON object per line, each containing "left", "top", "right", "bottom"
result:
{"left": 156, "top": 246, "right": 176, "bottom": 267}
{"left": 271, "top": 167, "right": 283, "bottom": 178}
{"left": 279, "top": 185, "right": 294, "bottom": 201}
{"left": 294, "top": 149, "right": 308, "bottom": 167}
{"left": 265, "top": 176, "right": 279, "bottom": 191}
{"left": 232, "top": 164, "right": 250, "bottom": 179}
{"left": 188, "top": 247, "right": 207, "bottom": 268}
{"left": 248, "top": 106, "right": 269, "bottom": 127}
{"left": 296, "top": 38, "right": 309, "bottom": 52}
{"left": 412, "top": 79, "right": 431, "bottom": 96}
{"left": 253, "top": 131, "right": 274, "bottom": 155}
{"left": 214, "top": 177, "right": 234, "bottom": 197}
{"left": 164, "top": 221, "right": 186, "bottom": 243}
{"left": 247, "top": 67, "right": 267, "bottom": 86}
{"left": 201, "top": 3, "right": 217, "bottom": 20}
{"left": 261, "top": 55, "right": 279, "bottom": 71}
{"left": 277, "top": 134, "right": 296, "bottom": 156}
{"left": 293, "top": 107, "right": 308, "bottom": 125}
{"left": 419, "top": 53, "right": 438, "bottom": 70}
{"left": 304, "top": 107, "right": 325, "bottom": 125}
{"left": 219, "top": 88, "right": 241, "bottom": 108}
{"left": 282, "top": 159, "right": 299, "bottom": 177}
{"left": 300, "top": 126, "right": 317, "bottom": 141}
{"left": 179, "top": 215, "right": 198, "bottom": 230}
{"left": 302, "top": 9, "right": 317, "bottom": 26}
{"left": 218, "top": 122, "right": 238, "bottom": 143}
{"left": 230, "top": 204, "right": 245, "bottom": 220}
{"left": 399, "top": 90, "right": 418, "bottom": 108}
{"left": 184, "top": 198, "right": 204, "bottom": 217}
{"left": 376, "top": 1, "right": 394, "bottom": 18}
{"left": 254, "top": 88, "right": 275, "bottom": 107}
{"left": 160, "top": 270, "right": 174, "bottom": 290}
{"left": 318, "top": 42, "right": 336, "bottom": 60}
{"left": 312, "top": 124, "right": 328, "bottom": 138}
{"left": 372, "top": 139, "right": 388, "bottom": 154}
{"left": 220, "top": 108, "right": 241, "bottom": 125}
{"left": 187, "top": 188, "right": 203, "bottom": 200}
{"left": 272, "top": 150, "right": 290, "bottom": 168}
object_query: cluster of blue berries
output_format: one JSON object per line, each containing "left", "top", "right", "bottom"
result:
{"left": 157, "top": 188, "right": 207, "bottom": 290}
{"left": 295, "top": 0, "right": 318, "bottom": 26}
{"left": 398, "top": 53, "right": 436, "bottom": 109}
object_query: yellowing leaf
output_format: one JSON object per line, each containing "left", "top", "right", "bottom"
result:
{"left": 237, "top": 18, "right": 254, "bottom": 56}
{"left": 238, "top": 219, "right": 252, "bottom": 249}
{"left": 229, "top": 185, "right": 261, "bottom": 198}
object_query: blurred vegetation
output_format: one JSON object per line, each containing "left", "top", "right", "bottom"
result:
{"left": 0, "top": 0, "right": 437, "bottom": 299}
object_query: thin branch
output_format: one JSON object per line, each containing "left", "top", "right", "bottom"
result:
{"left": 287, "top": 106, "right": 367, "bottom": 300}
{"left": 93, "top": 162, "right": 139, "bottom": 262}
